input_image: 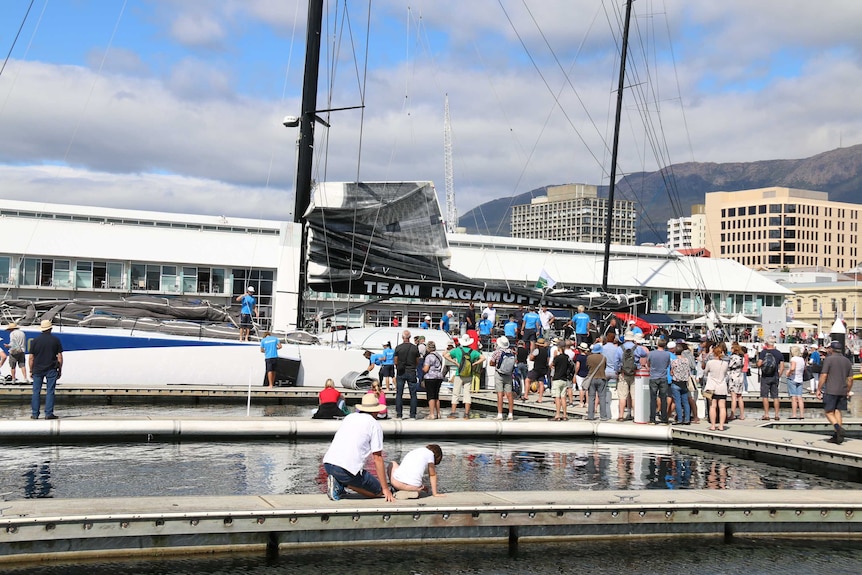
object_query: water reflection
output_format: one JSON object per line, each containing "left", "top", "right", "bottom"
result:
{"left": 0, "top": 439, "right": 855, "bottom": 501}
{"left": 22, "top": 461, "right": 53, "bottom": 498}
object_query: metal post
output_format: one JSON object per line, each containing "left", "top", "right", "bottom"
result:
{"left": 292, "top": 0, "right": 324, "bottom": 330}
{"left": 601, "top": 0, "right": 634, "bottom": 292}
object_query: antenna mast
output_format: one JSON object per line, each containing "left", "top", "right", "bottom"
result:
{"left": 444, "top": 94, "right": 457, "bottom": 233}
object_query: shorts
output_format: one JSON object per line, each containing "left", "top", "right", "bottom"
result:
{"left": 323, "top": 462, "right": 383, "bottom": 497}
{"left": 424, "top": 378, "right": 443, "bottom": 400}
{"left": 551, "top": 379, "right": 567, "bottom": 398}
{"left": 760, "top": 378, "right": 779, "bottom": 399}
{"left": 823, "top": 393, "right": 848, "bottom": 413}
{"left": 617, "top": 373, "right": 634, "bottom": 400}
{"left": 495, "top": 372, "right": 513, "bottom": 394}
{"left": 523, "top": 329, "right": 537, "bottom": 343}
{"left": 379, "top": 365, "right": 395, "bottom": 378}
{"left": 786, "top": 379, "right": 804, "bottom": 397}
{"left": 575, "top": 375, "right": 587, "bottom": 391}
{"left": 265, "top": 357, "right": 278, "bottom": 373}
{"left": 526, "top": 369, "right": 547, "bottom": 383}
{"left": 8, "top": 351, "right": 25, "bottom": 368}
{"left": 240, "top": 313, "right": 253, "bottom": 328}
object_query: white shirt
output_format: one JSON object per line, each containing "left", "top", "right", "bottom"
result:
{"left": 392, "top": 447, "right": 435, "bottom": 487}
{"left": 539, "top": 309, "right": 555, "bottom": 330}
{"left": 481, "top": 306, "right": 497, "bottom": 325}
{"left": 322, "top": 412, "right": 383, "bottom": 475}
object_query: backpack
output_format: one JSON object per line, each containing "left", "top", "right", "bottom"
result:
{"left": 622, "top": 346, "right": 636, "bottom": 376}
{"left": 496, "top": 350, "right": 516, "bottom": 376}
{"left": 565, "top": 355, "right": 576, "bottom": 381}
{"left": 458, "top": 348, "right": 474, "bottom": 377}
{"left": 761, "top": 351, "right": 777, "bottom": 377}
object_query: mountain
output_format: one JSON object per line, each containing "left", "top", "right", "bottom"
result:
{"left": 458, "top": 144, "right": 862, "bottom": 244}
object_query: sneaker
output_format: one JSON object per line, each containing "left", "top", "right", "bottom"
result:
{"left": 30, "top": 415, "right": 38, "bottom": 420}
{"left": 836, "top": 427, "right": 845, "bottom": 444}
{"left": 495, "top": 413, "right": 503, "bottom": 420}
{"left": 447, "top": 413, "right": 458, "bottom": 419}
{"left": 507, "top": 414, "right": 514, "bottom": 420}
{"left": 326, "top": 475, "right": 341, "bottom": 501}
{"left": 45, "top": 414, "right": 59, "bottom": 420}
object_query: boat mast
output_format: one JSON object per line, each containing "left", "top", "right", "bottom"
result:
{"left": 601, "top": 0, "right": 633, "bottom": 292}
{"left": 293, "top": 0, "right": 324, "bottom": 330}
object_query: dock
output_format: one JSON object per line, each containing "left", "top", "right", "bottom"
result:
{"left": 1, "top": 385, "right": 861, "bottom": 564}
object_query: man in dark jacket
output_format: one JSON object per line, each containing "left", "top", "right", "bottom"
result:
{"left": 28, "top": 320, "right": 63, "bottom": 420}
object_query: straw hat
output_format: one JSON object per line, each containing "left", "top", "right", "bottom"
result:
{"left": 356, "top": 394, "right": 387, "bottom": 413}
{"left": 578, "top": 342, "right": 589, "bottom": 352}
{"left": 535, "top": 338, "right": 548, "bottom": 347}
{"left": 40, "top": 320, "right": 53, "bottom": 331}
{"left": 5, "top": 322, "right": 18, "bottom": 330}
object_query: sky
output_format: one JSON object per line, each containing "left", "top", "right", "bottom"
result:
{"left": 2, "top": 0, "right": 862, "bottom": 227}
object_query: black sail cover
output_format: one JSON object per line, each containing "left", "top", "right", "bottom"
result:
{"left": 304, "top": 181, "right": 643, "bottom": 310}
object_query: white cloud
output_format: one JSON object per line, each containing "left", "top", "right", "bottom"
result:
{"left": 2, "top": 0, "right": 862, "bottom": 222}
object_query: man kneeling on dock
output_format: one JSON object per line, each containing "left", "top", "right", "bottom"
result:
{"left": 322, "top": 394, "right": 395, "bottom": 502}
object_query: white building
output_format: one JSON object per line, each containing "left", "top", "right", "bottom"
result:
{"left": 666, "top": 204, "right": 707, "bottom": 250}
{"left": 0, "top": 198, "right": 792, "bottom": 331}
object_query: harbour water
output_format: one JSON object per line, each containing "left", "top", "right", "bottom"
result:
{"left": 3, "top": 538, "right": 862, "bottom": 574}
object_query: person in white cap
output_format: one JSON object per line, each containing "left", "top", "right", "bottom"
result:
{"left": 4, "top": 322, "right": 28, "bottom": 383}
{"left": 323, "top": 394, "right": 394, "bottom": 501}
{"left": 235, "top": 286, "right": 258, "bottom": 341}
{"left": 420, "top": 315, "right": 432, "bottom": 329}
{"left": 488, "top": 336, "right": 516, "bottom": 420}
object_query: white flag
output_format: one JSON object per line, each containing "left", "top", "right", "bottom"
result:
{"left": 535, "top": 269, "right": 556, "bottom": 290}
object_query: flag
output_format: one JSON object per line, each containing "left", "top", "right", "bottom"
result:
{"left": 535, "top": 269, "right": 556, "bottom": 290}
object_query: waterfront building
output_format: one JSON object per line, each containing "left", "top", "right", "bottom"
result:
{"left": 765, "top": 267, "right": 862, "bottom": 337}
{"left": 666, "top": 204, "right": 707, "bottom": 250}
{"left": 703, "top": 187, "right": 861, "bottom": 271}
{"left": 510, "top": 184, "right": 636, "bottom": 245}
{"left": 0, "top": 198, "right": 791, "bottom": 332}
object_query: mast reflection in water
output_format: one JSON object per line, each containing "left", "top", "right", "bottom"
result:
{"left": 1, "top": 440, "right": 855, "bottom": 500}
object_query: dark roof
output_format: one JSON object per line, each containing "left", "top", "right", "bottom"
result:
{"left": 641, "top": 313, "right": 677, "bottom": 325}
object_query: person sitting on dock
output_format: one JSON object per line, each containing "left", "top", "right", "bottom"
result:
{"left": 323, "top": 394, "right": 394, "bottom": 502}
{"left": 816, "top": 341, "right": 853, "bottom": 444}
{"left": 388, "top": 444, "right": 445, "bottom": 499}
{"left": 313, "top": 378, "right": 347, "bottom": 419}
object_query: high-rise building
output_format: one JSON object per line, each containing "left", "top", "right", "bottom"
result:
{"left": 703, "top": 187, "right": 860, "bottom": 270}
{"left": 667, "top": 204, "right": 707, "bottom": 250}
{"left": 510, "top": 184, "right": 636, "bottom": 244}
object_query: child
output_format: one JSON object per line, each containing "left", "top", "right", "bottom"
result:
{"left": 389, "top": 444, "right": 444, "bottom": 499}
{"left": 366, "top": 380, "right": 388, "bottom": 420}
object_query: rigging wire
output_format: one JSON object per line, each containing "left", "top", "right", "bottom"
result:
{"left": 0, "top": 0, "right": 34, "bottom": 79}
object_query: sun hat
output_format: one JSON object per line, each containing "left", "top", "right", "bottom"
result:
{"left": 667, "top": 341, "right": 676, "bottom": 350}
{"left": 356, "top": 394, "right": 387, "bottom": 413}
{"left": 634, "top": 333, "right": 645, "bottom": 344}
{"left": 591, "top": 343, "right": 603, "bottom": 353}
{"left": 460, "top": 335, "right": 475, "bottom": 347}
{"left": 246, "top": 286, "right": 255, "bottom": 293}
{"left": 624, "top": 330, "right": 635, "bottom": 341}
{"left": 536, "top": 338, "right": 548, "bottom": 347}
{"left": 578, "top": 342, "right": 589, "bottom": 352}
{"left": 40, "top": 320, "right": 53, "bottom": 331}
{"left": 496, "top": 336, "right": 510, "bottom": 349}
{"left": 5, "top": 322, "right": 18, "bottom": 330}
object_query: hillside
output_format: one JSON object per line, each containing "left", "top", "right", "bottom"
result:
{"left": 459, "top": 144, "right": 862, "bottom": 244}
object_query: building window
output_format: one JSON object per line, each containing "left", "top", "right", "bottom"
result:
{"left": 769, "top": 204, "right": 782, "bottom": 214}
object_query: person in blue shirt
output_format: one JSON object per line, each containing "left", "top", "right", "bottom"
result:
{"left": 439, "top": 311, "right": 453, "bottom": 334}
{"left": 235, "top": 286, "right": 258, "bottom": 342}
{"left": 478, "top": 313, "right": 493, "bottom": 350}
{"left": 572, "top": 306, "right": 591, "bottom": 346}
{"left": 260, "top": 331, "right": 282, "bottom": 388}
{"left": 522, "top": 306, "right": 541, "bottom": 350}
{"left": 420, "top": 315, "right": 431, "bottom": 330}
{"left": 504, "top": 315, "right": 519, "bottom": 340}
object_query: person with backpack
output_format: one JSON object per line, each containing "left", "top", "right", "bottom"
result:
{"left": 757, "top": 337, "right": 784, "bottom": 420}
{"left": 550, "top": 340, "right": 572, "bottom": 420}
{"left": 421, "top": 341, "right": 445, "bottom": 420}
{"left": 669, "top": 342, "right": 692, "bottom": 425}
{"left": 618, "top": 331, "right": 643, "bottom": 421}
{"left": 443, "top": 335, "right": 484, "bottom": 419}
{"left": 488, "top": 336, "right": 516, "bottom": 420}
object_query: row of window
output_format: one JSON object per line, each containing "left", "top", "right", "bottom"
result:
{"left": 722, "top": 203, "right": 860, "bottom": 219}
{"left": 796, "top": 297, "right": 852, "bottom": 315}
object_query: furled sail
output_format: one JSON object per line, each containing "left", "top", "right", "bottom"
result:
{"left": 304, "top": 181, "right": 644, "bottom": 310}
